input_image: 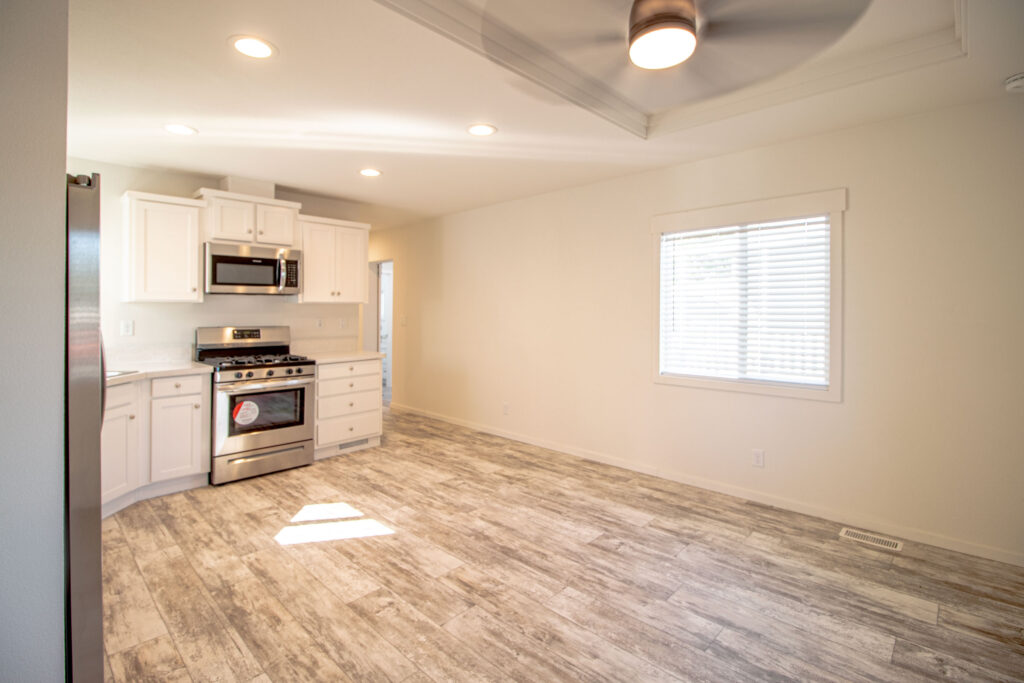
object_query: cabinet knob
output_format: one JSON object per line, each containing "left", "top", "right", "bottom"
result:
{"left": 192, "top": 287, "right": 197, "bottom": 292}
{"left": 258, "top": 230, "right": 264, "bottom": 235}
{"left": 349, "top": 402, "right": 354, "bottom": 407}
{"left": 349, "top": 382, "right": 354, "bottom": 388}
{"left": 174, "top": 382, "right": 181, "bottom": 388}
{"left": 348, "top": 426, "right": 354, "bottom": 432}
{"left": 129, "top": 414, "right": 136, "bottom": 420}
{"left": 247, "top": 229, "right": 253, "bottom": 234}
{"left": 194, "top": 404, "right": 200, "bottom": 409}
{"left": 348, "top": 366, "right": 354, "bottom": 371}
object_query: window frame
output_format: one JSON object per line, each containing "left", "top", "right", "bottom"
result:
{"left": 651, "top": 189, "right": 846, "bottom": 402}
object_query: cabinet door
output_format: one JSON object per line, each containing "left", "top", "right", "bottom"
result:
{"left": 210, "top": 197, "right": 255, "bottom": 242}
{"left": 150, "top": 394, "right": 205, "bottom": 482}
{"left": 256, "top": 204, "right": 296, "bottom": 246}
{"left": 334, "top": 227, "right": 369, "bottom": 303}
{"left": 130, "top": 200, "right": 201, "bottom": 301}
{"left": 101, "top": 404, "right": 139, "bottom": 504}
{"left": 300, "top": 221, "right": 337, "bottom": 302}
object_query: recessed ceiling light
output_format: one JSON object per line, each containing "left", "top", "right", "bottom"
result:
{"left": 232, "top": 36, "right": 275, "bottom": 59}
{"left": 467, "top": 123, "right": 497, "bottom": 136}
{"left": 164, "top": 123, "right": 198, "bottom": 136}
{"left": 360, "top": 168, "right": 382, "bottom": 177}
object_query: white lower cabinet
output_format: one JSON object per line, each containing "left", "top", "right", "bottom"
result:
{"left": 101, "top": 371, "right": 211, "bottom": 517}
{"left": 316, "top": 358, "right": 383, "bottom": 453}
{"left": 101, "top": 385, "right": 140, "bottom": 504}
{"left": 150, "top": 393, "right": 206, "bottom": 482}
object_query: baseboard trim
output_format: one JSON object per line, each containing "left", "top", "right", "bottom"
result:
{"left": 101, "top": 473, "right": 209, "bottom": 519}
{"left": 390, "top": 402, "right": 1024, "bottom": 568}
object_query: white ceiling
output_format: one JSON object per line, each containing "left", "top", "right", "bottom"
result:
{"left": 67, "top": 0, "right": 1024, "bottom": 229}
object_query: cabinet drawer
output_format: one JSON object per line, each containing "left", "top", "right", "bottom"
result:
{"left": 318, "top": 360, "right": 381, "bottom": 381}
{"left": 318, "top": 411, "right": 382, "bottom": 446}
{"left": 105, "top": 383, "right": 136, "bottom": 410}
{"left": 319, "top": 374, "right": 380, "bottom": 397}
{"left": 151, "top": 375, "right": 204, "bottom": 398}
{"left": 319, "top": 389, "right": 381, "bottom": 420}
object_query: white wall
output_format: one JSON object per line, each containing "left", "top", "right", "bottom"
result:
{"left": 370, "top": 96, "right": 1024, "bottom": 565}
{"left": 0, "top": 0, "right": 69, "bottom": 678}
{"left": 66, "top": 159, "right": 366, "bottom": 362}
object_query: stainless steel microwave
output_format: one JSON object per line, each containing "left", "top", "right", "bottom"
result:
{"left": 204, "top": 243, "right": 301, "bottom": 295}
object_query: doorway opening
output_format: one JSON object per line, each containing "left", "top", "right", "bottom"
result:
{"left": 365, "top": 261, "right": 394, "bottom": 406}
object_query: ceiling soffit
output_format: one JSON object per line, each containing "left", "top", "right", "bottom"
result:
{"left": 370, "top": 0, "right": 966, "bottom": 139}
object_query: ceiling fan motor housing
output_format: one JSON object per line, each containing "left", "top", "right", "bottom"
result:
{"left": 629, "top": 0, "right": 698, "bottom": 44}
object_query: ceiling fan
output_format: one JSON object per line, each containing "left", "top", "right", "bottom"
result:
{"left": 625, "top": 0, "right": 871, "bottom": 73}
{"left": 373, "top": 0, "right": 872, "bottom": 133}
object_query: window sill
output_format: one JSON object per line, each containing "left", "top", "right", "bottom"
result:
{"left": 654, "top": 372, "right": 841, "bottom": 402}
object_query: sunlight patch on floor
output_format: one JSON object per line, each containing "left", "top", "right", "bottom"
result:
{"left": 276, "top": 501, "right": 394, "bottom": 545}
{"left": 290, "top": 502, "right": 364, "bottom": 523}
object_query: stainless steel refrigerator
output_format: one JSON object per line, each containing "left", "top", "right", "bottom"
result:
{"left": 66, "top": 172, "right": 103, "bottom": 680}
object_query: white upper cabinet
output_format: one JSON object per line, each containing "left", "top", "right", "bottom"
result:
{"left": 122, "top": 191, "right": 204, "bottom": 302}
{"left": 298, "top": 215, "right": 370, "bottom": 303}
{"left": 209, "top": 196, "right": 254, "bottom": 241}
{"left": 195, "top": 188, "right": 300, "bottom": 248}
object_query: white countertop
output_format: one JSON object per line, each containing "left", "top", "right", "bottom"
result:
{"left": 105, "top": 361, "right": 212, "bottom": 387}
{"left": 307, "top": 351, "right": 385, "bottom": 363}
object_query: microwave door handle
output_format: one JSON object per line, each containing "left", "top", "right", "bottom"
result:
{"left": 278, "top": 258, "right": 286, "bottom": 292}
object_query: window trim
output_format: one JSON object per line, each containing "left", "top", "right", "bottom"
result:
{"left": 652, "top": 189, "right": 846, "bottom": 402}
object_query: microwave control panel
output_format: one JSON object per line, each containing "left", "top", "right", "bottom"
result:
{"left": 285, "top": 261, "right": 299, "bottom": 287}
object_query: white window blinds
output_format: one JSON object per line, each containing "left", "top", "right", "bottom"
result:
{"left": 659, "top": 215, "right": 831, "bottom": 388}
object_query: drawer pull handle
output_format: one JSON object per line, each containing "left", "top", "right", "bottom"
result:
{"left": 174, "top": 382, "right": 181, "bottom": 388}
{"left": 129, "top": 414, "right": 136, "bottom": 420}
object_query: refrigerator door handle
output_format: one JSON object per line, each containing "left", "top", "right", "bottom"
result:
{"left": 100, "top": 331, "right": 107, "bottom": 414}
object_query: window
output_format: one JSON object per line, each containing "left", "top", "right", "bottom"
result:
{"left": 653, "top": 189, "right": 845, "bottom": 401}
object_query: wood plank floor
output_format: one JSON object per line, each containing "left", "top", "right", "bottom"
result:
{"left": 102, "top": 410, "right": 1024, "bottom": 682}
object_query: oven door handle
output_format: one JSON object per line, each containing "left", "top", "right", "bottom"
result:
{"left": 217, "top": 377, "right": 314, "bottom": 394}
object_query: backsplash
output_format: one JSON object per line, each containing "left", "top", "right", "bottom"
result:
{"left": 68, "top": 158, "right": 366, "bottom": 364}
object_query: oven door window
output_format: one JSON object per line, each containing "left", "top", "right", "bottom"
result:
{"left": 228, "top": 387, "right": 304, "bottom": 436}
{"left": 213, "top": 256, "right": 279, "bottom": 286}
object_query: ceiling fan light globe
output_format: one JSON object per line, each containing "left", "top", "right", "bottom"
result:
{"left": 629, "top": 25, "right": 697, "bottom": 70}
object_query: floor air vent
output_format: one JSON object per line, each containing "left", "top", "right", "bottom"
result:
{"left": 839, "top": 527, "right": 903, "bottom": 551}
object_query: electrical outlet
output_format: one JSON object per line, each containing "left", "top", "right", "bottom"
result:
{"left": 752, "top": 449, "right": 766, "bottom": 468}
{"left": 502, "top": 402, "right": 510, "bottom": 416}
{"left": 119, "top": 320, "right": 134, "bottom": 336}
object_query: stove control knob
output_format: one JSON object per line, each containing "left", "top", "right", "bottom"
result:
{"left": 246, "top": 371, "right": 254, "bottom": 378}
{"left": 295, "top": 368, "right": 303, "bottom": 374}
{"left": 266, "top": 370, "right": 274, "bottom": 377}
{"left": 286, "top": 368, "right": 294, "bottom": 375}
{"left": 235, "top": 372, "right": 243, "bottom": 379}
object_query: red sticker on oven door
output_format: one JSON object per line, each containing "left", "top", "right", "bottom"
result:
{"left": 232, "top": 400, "right": 259, "bottom": 425}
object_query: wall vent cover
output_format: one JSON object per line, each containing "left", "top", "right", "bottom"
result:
{"left": 839, "top": 527, "right": 903, "bottom": 551}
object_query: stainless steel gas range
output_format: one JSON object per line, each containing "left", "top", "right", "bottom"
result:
{"left": 195, "top": 326, "right": 316, "bottom": 485}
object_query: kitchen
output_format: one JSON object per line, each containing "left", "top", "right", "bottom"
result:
{"left": 5, "top": 0, "right": 1024, "bottom": 681}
